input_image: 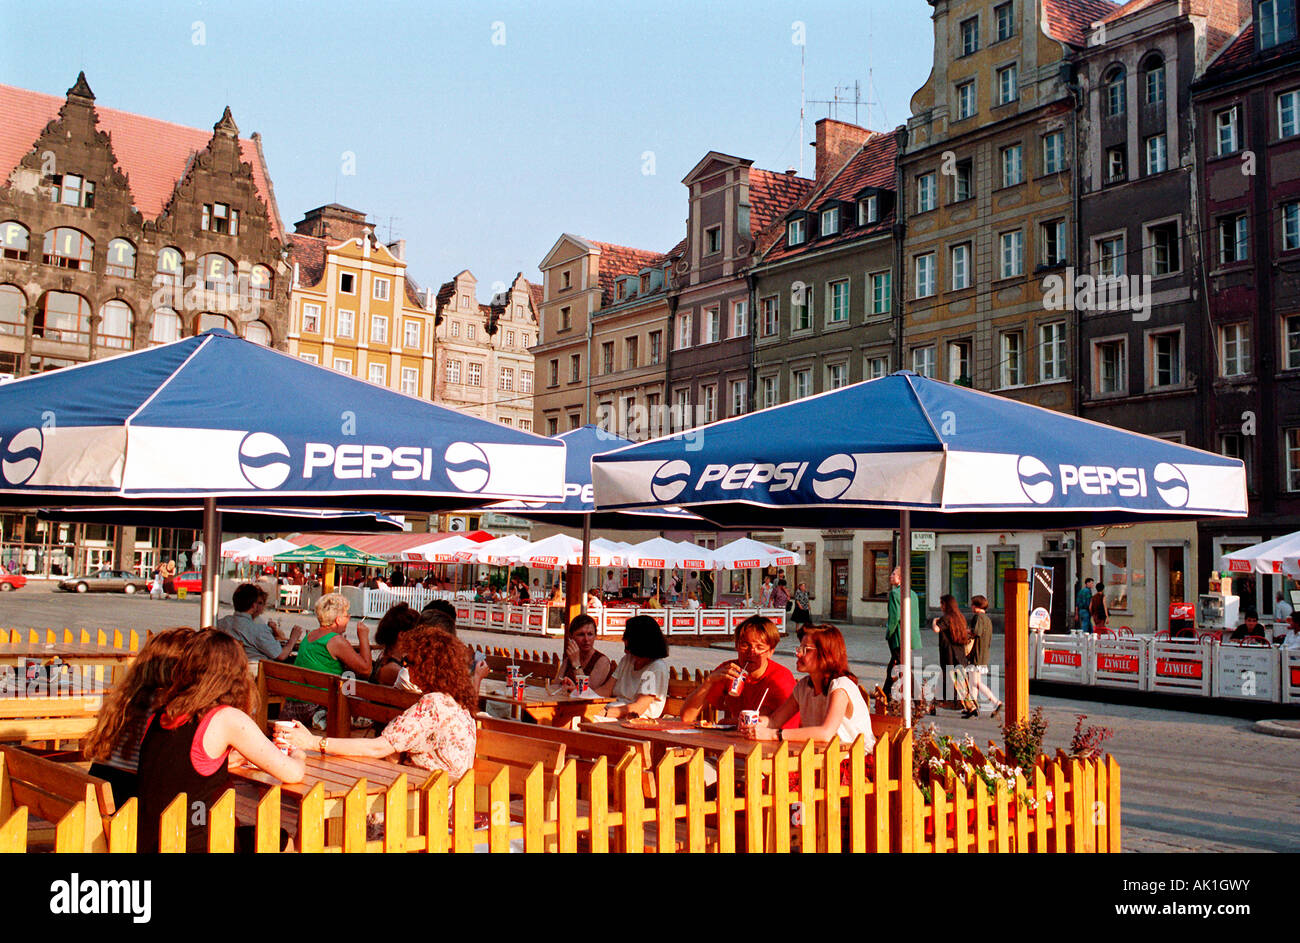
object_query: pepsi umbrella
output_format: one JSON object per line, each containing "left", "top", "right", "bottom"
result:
{"left": 38, "top": 506, "right": 406, "bottom": 533}
{"left": 592, "top": 372, "right": 1248, "bottom": 725}
{"left": 0, "top": 330, "right": 566, "bottom": 623}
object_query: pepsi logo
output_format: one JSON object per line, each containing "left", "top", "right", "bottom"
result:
{"left": 651, "top": 460, "right": 692, "bottom": 502}
{"left": 1153, "top": 462, "right": 1188, "bottom": 508}
{"left": 445, "top": 442, "right": 490, "bottom": 492}
{"left": 1017, "top": 455, "right": 1055, "bottom": 505}
{"left": 238, "top": 432, "right": 291, "bottom": 489}
{"left": 811, "top": 453, "right": 855, "bottom": 500}
{"left": 1, "top": 427, "right": 42, "bottom": 485}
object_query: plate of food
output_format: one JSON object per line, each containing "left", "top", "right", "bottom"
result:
{"left": 695, "top": 720, "right": 736, "bottom": 730}
{"left": 619, "top": 718, "right": 700, "bottom": 732}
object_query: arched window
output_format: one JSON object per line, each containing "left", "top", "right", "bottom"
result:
{"left": 0, "top": 285, "right": 27, "bottom": 336}
{"left": 35, "top": 292, "right": 92, "bottom": 344}
{"left": 249, "top": 264, "right": 273, "bottom": 300}
{"left": 96, "top": 300, "right": 133, "bottom": 350}
{"left": 150, "top": 308, "right": 181, "bottom": 345}
{"left": 0, "top": 222, "right": 30, "bottom": 261}
{"left": 156, "top": 246, "right": 184, "bottom": 285}
{"left": 1142, "top": 54, "right": 1166, "bottom": 105}
{"left": 197, "top": 312, "right": 234, "bottom": 334}
{"left": 244, "top": 320, "right": 272, "bottom": 345}
{"left": 106, "top": 238, "right": 136, "bottom": 278}
{"left": 197, "top": 253, "right": 236, "bottom": 291}
{"left": 41, "top": 228, "right": 93, "bottom": 271}
{"left": 1104, "top": 66, "right": 1126, "bottom": 117}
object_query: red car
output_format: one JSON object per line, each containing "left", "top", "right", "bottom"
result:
{"left": 164, "top": 570, "right": 204, "bottom": 594}
{"left": 0, "top": 573, "right": 26, "bottom": 592}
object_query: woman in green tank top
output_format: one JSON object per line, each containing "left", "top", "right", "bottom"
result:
{"left": 283, "top": 594, "right": 373, "bottom": 725}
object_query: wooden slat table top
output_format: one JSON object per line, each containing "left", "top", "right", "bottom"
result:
{"left": 478, "top": 679, "right": 612, "bottom": 710}
{"left": 229, "top": 753, "right": 432, "bottom": 799}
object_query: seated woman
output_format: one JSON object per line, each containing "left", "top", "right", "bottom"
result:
{"left": 84, "top": 627, "right": 194, "bottom": 802}
{"left": 684, "top": 590, "right": 701, "bottom": 610}
{"left": 643, "top": 591, "right": 663, "bottom": 610}
{"left": 284, "top": 592, "right": 372, "bottom": 723}
{"left": 579, "top": 614, "right": 669, "bottom": 719}
{"left": 137, "top": 630, "right": 306, "bottom": 852}
{"left": 286, "top": 625, "right": 477, "bottom": 781}
{"left": 552, "top": 613, "right": 615, "bottom": 689}
{"left": 370, "top": 602, "right": 420, "bottom": 685}
{"left": 746, "top": 624, "right": 874, "bottom": 750}
{"left": 585, "top": 588, "right": 603, "bottom": 611}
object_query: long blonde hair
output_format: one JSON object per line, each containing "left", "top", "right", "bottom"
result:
{"left": 84, "top": 627, "right": 194, "bottom": 761}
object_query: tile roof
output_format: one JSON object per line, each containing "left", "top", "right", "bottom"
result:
{"left": 403, "top": 276, "right": 426, "bottom": 308}
{"left": 747, "top": 168, "right": 816, "bottom": 246}
{"left": 287, "top": 233, "right": 327, "bottom": 287}
{"left": 761, "top": 131, "right": 899, "bottom": 263}
{"left": 0, "top": 81, "right": 283, "bottom": 239}
{"left": 1042, "top": 0, "right": 1123, "bottom": 45}
{"left": 525, "top": 278, "right": 543, "bottom": 311}
{"left": 1202, "top": 20, "right": 1256, "bottom": 76}
{"left": 589, "top": 240, "right": 665, "bottom": 305}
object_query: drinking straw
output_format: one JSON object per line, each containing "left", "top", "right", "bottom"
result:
{"left": 754, "top": 688, "right": 769, "bottom": 712}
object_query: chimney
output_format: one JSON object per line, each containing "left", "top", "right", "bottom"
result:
{"left": 293, "top": 204, "right": 370, "bottom": 243}
{"left": 814, "top": 118, "right": 872, "bottom": 182}
{"left": 387, "top": 239, "right": 406, "bottom": 261}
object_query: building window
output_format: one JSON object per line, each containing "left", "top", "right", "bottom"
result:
{"left": 371, "top": 314, "right": 388, "bottom": 344}
{"left": 960, "top": 16, "right": 980, "bottom": 55}
{"left": 951, "top": 243, "right": 971, "bottom": 290}
{"left": 787, "top": 218, "right": 806, "bottom": 245}
{"left": 1286, "top": 314, "right": 1300, "bottom": 369}
{"left": 547, "top": 359, "right": 558, "bottom": 387}
{"left": 105, "top": 239, "right": 135, "bottom": 278}
{"left": 677, "top": 312, "right": 692, "bottom": 349}
{"left": 995, "top": 1, "right": 1014, "bottom": 41}
{"left": 500, "top": 366, "right": 514, "bottom": 391}
{"left": 1287, "top": 429, "right": 1300, "bottom": 491}
{"left": 827, "top": 279, "right": 849, "bottom": 322}
{"left": 149, "top": 308, "right": 181, "bottom": 345}
{"left": 1216, "top": 108, "right": 1239, "bottom": 155}
{"left": 369, "top": 363, "right": 386, "bottom": 385}
{"left": 450, "top": 321, "right": 460, "bottom": 339}
{"left": 446, "top": 360, "right": 461, "bottom": 383}
{"left": 404, "top": 319, "right": 420, "bottom": 348}
{"left": 912, "top": 345, "right": 936, "bottom": 378}
{"left": 999, "top": 230, "right": 1024, "bottom": 278}
{"left": 1144, "top": 56, "right": 1166, "bottom": 104}
{"left": 1104, "top": 67, "right": 1126, "bottom": 116}
{"left": 626, "top": 336, "right": 639, "bottom": 369}
{"left": 96, "top": 300, "right": 132, "bottom": 349}
{"left": 373, "top": 277, "right": 390, "bottom": 301}
{"left": 953, "top": 160, "right": 972, "bottom": 201}
{"left": 1094, "top": 338, "right": 1126, "bottom": 394}
{"left": 859, "top": 195, "right": 878, "bottom": 224}
{"left": 521, "top": 370, "right": 533, "bottom": 393}
{"left": 518, "top": 419, "right": 531, "bottom": 432}
{"left": 869, "top": 271, "right": 892, "bottom": 315}
{"left": 559, "top": 306, "right": 571, "bottom": 331}
{"left": 704, "top": 306, "right": 721, "bottom": 343}
{"left": 760, "top": 296, "right": 780, "bottom": 337}
{"left": 560, "top": 270, "right": 571, "bottom": 290}
{"left": 336, "top": 309, "right": 355, "bottom": 338}
{"left": 821, "top": 207, "right": 840, "bottom": 236}
{"left": 730, "top": 379, "right": 747, "bottom": 415}
{"left": 997, "top": 64, "right": 1018, "bottom": 105}
{"left": 1146, "top": 221, "right": 1181, "bottom": 276}
{"left": 792, "top": 368, "right": 811, "bottom": 400}
{"left": 649, "top": 330, "right": 662, "bottom": 364}
{"left": 1106, "top": 146, "right": 1127, "bottom": 182}
{"left": 1042, "top": 130, "right": 1065, "bottom": 174}
{"left": 827, "top": 362, "right": 848, "bottom": 389}
{"left": 1042, "top": 219, "right": 1067, "bottom": 266}
{"left": 867, "top": 355, "right": 889, "bottom": 380}
{"left": 198, "top": 253, "right": 235, "bottom": 291}
{"left": 1148, "top": 329, "right": 1182, "bottom": 388}
{"left": 1279, "top": 89, "right": 1300, "bottom": 138}
{"left": 915, "top": 254, "right": 936, "bottom": 298}
{"left": 334, "top": 357, "right": 352, "bottom": 374}
{"left": 1283, "top": 202, "right": 1300, "bottom": 251}
{"left": 1219, "top": 215, "right": 1248, "bottom": 264}
{"left": 35, "top": 292, "right": 91, "bottom": 345}
{"left": 1145, "top": 134, "right": 1168, "bottom": 174}
{"left": 948, "top": 340, "right": 971, "bottom": 385}
{"left": 201, "top": 202, "right": 237, "bottom": 235}
{"left": 957, "top": 80, "right": 976, "bottom": 120}
{"left": 706, "top": 225, "right": 722, "bottom": 254}
{"left": 792, "top": 285, "right": 812, "bottom": 331}
{"left": 505, "top": 330, "right": 515, "bottom": 348}
{"left": 546, "top": 417, "right": 559, "bottom": 436}
{"left": 249, "top": 264, "right": 272, "bottom": 300}
{"left": 301, "top": 303, "right": 321, "bottom": 334}
{"left": 568, "top": 413, "right": 581, "bottom": 431}
{"left": 1220, "top": 323, "right": 1251, "bottom": 376}
{"left": 299, "top": 353, "right": 318, "bottom": 364}
{"left": 336, "top": 272, "right": 355, "bottom": 295}
{"left": 50, "top": 174, "right": 94, "bottom": 208}
{"left": 467, "top": 362, "right": 482, "bottom": 387}
{"left": 156, "top": 246, "right": 183, "bottom": 285}
{"left": 467, "top": 323, "right": 476, "bottom": 340}
{"left": 701, "top": 384, "right": 717, "bottom": 423}
{"left": 1097, "top": 234, "right": 1126, "bottom": 277}
{"left": 1000, "top": 331, "right": 1024, "bottom": 387}
{"left": 761, "top": 375, "right": 777, "bottom": 409}
{"left": 917, "top": 173, "right": 937, "bottom": 213}
{"left": 601, "top": 341, "right": 615, "bottom": 374}
{"left": 1259, "top": 0, "right": 1298, "bottom": 49}
{"left": 0, "top": 222, "right": 29, "bottom": 261}
{"left": 1039, "top": 322, "right": 1067, "bottom": 382}
{"left": 732, "top": 299, "right": 748, "bottom": 337}
{"left": 1098, "top": 545, "right": 1129, "bottom": 611}
{"left": 1219, "top": 431, "right": 1253, "bottom": 488}
{"left": 1001, "top": 144, "right": 1024, "bottom": 187}
{"left": 42, "top": 228, "right": 93, "bottom": 270}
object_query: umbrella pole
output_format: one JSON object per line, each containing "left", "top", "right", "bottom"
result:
{"left": 200, "top": 497, "right": 222, "bottom": 628}
{"left": 581, "top": 515, "right": 592, "bottom": 614}
{"left": 900, "top": 509, "right": 912, "bottom": 729}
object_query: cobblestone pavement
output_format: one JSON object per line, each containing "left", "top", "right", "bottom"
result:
{"left": 5, "top": 584, "right": 1297, "bottom": 852}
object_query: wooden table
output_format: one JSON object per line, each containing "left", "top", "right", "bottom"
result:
{"left": 578, "top": 719, "right": 781, "bottom": 764}
{"left": 0, "top": 642, "right": 136, "bottom": 666}
{"left": 479, "top": 680, "right": 612, "bottom": 727}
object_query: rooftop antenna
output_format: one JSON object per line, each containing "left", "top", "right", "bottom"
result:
{"left": 799, "top": 43, "right": 806, "bottom": 176}
{"left": 382, "top": 216, "right": 402, "bottom": 243}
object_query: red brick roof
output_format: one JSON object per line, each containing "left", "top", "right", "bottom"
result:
{"left": 288, "top": 233, "right": 327, "bottom": 288}
{"left": 762, "top": 131, "right": 898, "bottom": 263}
{"left": 747, "top": 168, "right": 816, "bottom": 246}
{"left": 1043, "top": 0, "right": 1122, "bottom": 45}
{"left": 525, "top": 278, "right": 543, "bottom": 311}
{"left": 0, "top": 81, "right": 283, "bottom": 239}
{"left": 1203, "top": 20, "right": 1256, "bottom": 75}
{"left": 589, "top": 240, "right": 664, "bottom": 305}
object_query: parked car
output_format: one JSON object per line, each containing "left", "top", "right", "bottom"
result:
{"left": 0, "top": 573, "right": 26, "bottom": 592}
{"left": 57, "top": 570, "right": 151, "bottom": 594}
{"left": 164, "top": 570, "right": 203, "bottom": 594}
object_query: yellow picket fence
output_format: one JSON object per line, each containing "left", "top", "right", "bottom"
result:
{"left": 0, "top": 730, "right": 1121, "bottom": 853}
{"left": 2, "top": 628, "right": 143, "bottom": 650}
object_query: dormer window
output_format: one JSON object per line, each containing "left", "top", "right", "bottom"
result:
{"left": 706, "top": 225, "right": 723, "bottom": 254}
{"left": 640, "top": 273, "right": 651, "bottom": 293}
{"left": 50, "top": 174, "right": 94, "bottom": 208}
{"left": 1259, "top": 0, "right": 1297, "bottom": 49}
{"left": 201, "top": 202, "right": 238, "bottom": 235}
{"left": 616, "top": 279, "right": 628, "bottom": 300}
{"left": 858, "top": 195, "right": 879, "bottom": 225}
{"left": 787, "top": 218, "right": 807, "bottom": 246}
{"left": 820, "top": 207, "right": 840, "bottom": 236}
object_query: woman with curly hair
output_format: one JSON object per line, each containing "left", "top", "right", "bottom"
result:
{"left": 285, "top": 625, "right": 477, "bottom": 780}
{"left": 137, "top": 630, "right": 306, "bottom": 852}
{"left": 370, "top": 602, "right": 420, "bottom": 685}
{"left": 84, "top": 627, "right": 194, "bottom": 801}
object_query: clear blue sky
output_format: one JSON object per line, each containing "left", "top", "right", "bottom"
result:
{"left": 1, "top": 0, "right": 933, "bottom": 298}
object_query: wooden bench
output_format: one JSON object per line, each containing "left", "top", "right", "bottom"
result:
{"left": 331, "top": 675, "right": 420, "bottom": 737}
{"left": 0, "top": 693, "right": 103, "bottom": 746}
{"left": 478, "top": 715, "right": 654, "bottom": 799}
{"left": 0, "top": 744, "right": 116, "bottom": 852}
{"left": 255, "top": 660, "right": 341, "bottom": 732}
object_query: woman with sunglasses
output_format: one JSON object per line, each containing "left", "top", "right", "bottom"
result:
{"left": 745, "top": 624, "right": 874, "bottom": 749}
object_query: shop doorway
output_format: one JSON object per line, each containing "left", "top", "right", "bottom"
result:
{"left": 1039, "top": 553, "right": 1070, "bottom": 633}
{"left": 830, "top": 559, "right": 849, "bottom": 621}
{"left": 1152, "top": 545, "right": 1185, "bottom": 634}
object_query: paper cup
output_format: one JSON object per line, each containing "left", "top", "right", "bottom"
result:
{"left": 739, "top": 709, "right": 760, "bottom": 731}
{"left": 272, "top": 720, "right": 294, "bottom": 755}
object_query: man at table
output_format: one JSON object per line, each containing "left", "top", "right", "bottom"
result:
{"left": 680, "top": 615, "right": 799, "bottom": 729}
{"left": 216, "top": 583, "right": 303, "bottom": 664}
{"left": 1230, "top": 611, "right": 1267, "bottom": 642}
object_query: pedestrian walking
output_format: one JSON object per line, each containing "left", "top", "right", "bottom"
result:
{"left": 1076, "top": 578, "right": 1094, "bottom": 634}
{"left": 884, "top": 567, "right": 921, "bottom": 701}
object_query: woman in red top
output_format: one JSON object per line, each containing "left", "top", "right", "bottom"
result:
{"left": 136, "top": 630, "right": 305, "bottom": 852}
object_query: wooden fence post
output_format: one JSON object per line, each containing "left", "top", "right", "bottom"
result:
{"left": 1003, "top": 568, "right": 1030, "bottom": 734}
{"left": 256, "top": 786, "right": 282, "bottom": 853}
{"left": 383, "top": 774, "right": 407, "bottom": 854}
{"left": 207, "top": 789, "right": 236, "bottom": 853}
{"left": 588, "top": 757, "right": 609, "bottom": 854}
{"left": 0, "top": 807, "right": 27, "bottom": 852}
